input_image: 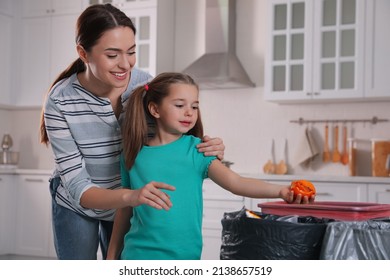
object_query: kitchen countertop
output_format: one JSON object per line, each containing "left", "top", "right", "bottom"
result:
{"left": 1, "top": 168, "right": 389, "bottom": 183}
{"left": 238, "top": 173, "right": 390, "bottom": 184}
{"left": 0, "top": 168, "right": 53, "bottom": 175}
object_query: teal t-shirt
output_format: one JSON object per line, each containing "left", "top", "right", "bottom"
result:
{"left": 120, "top": 135, "right": 217, "bottom": 260}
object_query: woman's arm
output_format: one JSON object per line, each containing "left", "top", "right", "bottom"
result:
{"left": 208, "top": 160, "right": 313, "bottom": 203}
{"left": 196, "top": 135, "right": 225, "bottom": 160}
{"left": 80, "top": 181, "right": 175, "bottom": 209}
{"left": 106, "top": 207, "right": 132, "bottom": 260}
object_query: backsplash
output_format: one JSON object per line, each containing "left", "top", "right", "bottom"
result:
{"left": 199, "top": 87, "right": 390, "bottom": 177}
{"left": 1, "top": 96, "right": 389, "bottom": 176}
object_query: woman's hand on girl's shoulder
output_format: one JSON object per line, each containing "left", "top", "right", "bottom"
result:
{"left": 196, "top": 135, "right": 225, "bottom": 160}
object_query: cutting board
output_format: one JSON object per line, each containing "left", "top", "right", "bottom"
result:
{"left": 372, "top": 141, "right": 390, "bottom": 177}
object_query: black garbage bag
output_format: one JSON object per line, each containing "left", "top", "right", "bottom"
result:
{"left": 220, "top": 207, "right": 330, "bottom": 260}
{"left": 320, "top": 219, "right": 390, "bottom": 260}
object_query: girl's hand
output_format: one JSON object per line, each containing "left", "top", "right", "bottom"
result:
{"left": 125, "top": 182, "right": 175, "bottom": 210}
{"left": 196, "top": 135, "right": 225, "bottom": 160}
{"left": 279, "top": 187, "right": 315, "bottom": 204}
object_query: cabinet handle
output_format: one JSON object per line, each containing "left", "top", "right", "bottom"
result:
{"left": 316, "top": 192, "right": 331, "bottom": 196}
{"left": 306, "top": 92, "right": 312, "bottom": 96}
{"left": 24, "top": 178, "right": 45, "bottom": 183}
{"left": 386, "top": 189, "right": 390, "bottom": 192}
{"left": 314, "top": 92, "right": 320, "bottom": 96}
{"left": 0, "top": 178, "right": 2, "bottom": 181}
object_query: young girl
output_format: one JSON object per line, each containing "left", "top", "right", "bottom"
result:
{"left": 107, "top": 72, "right": 314, "bottom": 260}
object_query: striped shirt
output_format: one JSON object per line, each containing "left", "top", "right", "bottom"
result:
{"left": 43, "top": 68, "right": 152, "bottom": 221}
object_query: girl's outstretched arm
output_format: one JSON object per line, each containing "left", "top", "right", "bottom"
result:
{"left": 208, "top": 160, "right": 313, "bottom": 203}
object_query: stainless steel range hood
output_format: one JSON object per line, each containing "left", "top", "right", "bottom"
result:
{"left": 182, "top": 0, "right": 255, "bottom": 89}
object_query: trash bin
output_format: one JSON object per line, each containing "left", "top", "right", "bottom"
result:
{"left": 220, "top": 207, "right": 330, "bottom": 260}
{"left": 320, "top": 219, "right": 390, "bottom": 260}
{"left": 257, "top": 201, "right": 390, "bottom": 259}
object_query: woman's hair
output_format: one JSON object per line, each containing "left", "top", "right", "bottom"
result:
{"left": 122, "top": 72, "right": 204, "bottom": 169}
{"left": 40, "top": 4, "right": 136, "bottom": 145}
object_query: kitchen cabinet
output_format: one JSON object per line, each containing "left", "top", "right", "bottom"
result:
{"left": 0, "top": 174, "right": 15, "bottom": 255}
{"left": 368, "top": 183, "right": 390, "bottom": 203}
{"left": 87, "top": 0, "right": 157, "bottom": 76}
{"left": 201, "top": 179, "right": 244, "bottom": 260}
{"left": 265, "top": 0, "right": 365, "bottom": 102}
{"left": 0, "top": 0, "right": 13, "bottom": 16}
{"left": 0, "top": 2, "right": 13, "bottom": 106}
{"left": 13, "top": 174, "right": 56, "bottom": 258}
{"left": 364, "top": 0, "right": 390, "bottom": 99}
{"left": 16, "top": 0, "right": 87, "bottom": 107}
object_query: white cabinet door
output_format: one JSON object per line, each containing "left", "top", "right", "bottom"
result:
{"left": 22, "top": 0, "right": 83, "bottom": 17}
{"left": 364, "top": 0, "right": 390, "bottom": 99}
{"left": 0, "top": 14, "right": 12, "bottom": 106}
{"left": 0, "top": 174, "right": 15, "bottom": 255}
{"left": 265, "top": 0, "right": 314, "bottom": 101}
{"left": 87, "top": 0, "right": 157, "bottom": 9}
{"left": 265, "top": 0, "right": 364, "bottom": 102}
{"left": 17, "top": 0, "right": 83, "bottom": 107}
{"left": 312, "top": 182, "right": 367, "bottom": 202}
{"left": 14, "top": 174, "right": 55, "bottom": 258}
{"left": 367, "top": 183, "right": 390, "bottom": 203}
{"left": 49, "top": 13, "right": 80, "bottom": 82}
{"left": 19, "top": 16, "right": 51, "bottom": 107}
{"left": 202, "top": 228, "right": 222, "bottom": 260}
{"left": 201, "top": 179, "right": 244, "bottom": 260}
{"left": 0, "top": 0, "right": 13, "bottom": 16}
{"left": 22, "top": 0, "right": 51, "bottom": 17}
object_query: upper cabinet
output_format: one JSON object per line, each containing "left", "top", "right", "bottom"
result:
{"left": 364, "top": 0, "right": 390, "bottom": 98}
{"left": 265, "top": 0, "right": 374, "bottom": 103}
{"left": 0, "top": 0, "right": 14, "bottom": 106}
{"left": 15, "top": 0, "right": 88, "bottom": 107}
{"left": 0, "top": 0, "right": 13, "bottom": 16}
{"left": 10, "top": 0, "right": 156, "bottom": 108}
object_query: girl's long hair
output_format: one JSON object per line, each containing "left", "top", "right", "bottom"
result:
{"left": 122, "top": 72, "right": 204, "bottom": 170}
{"left": 39, "top": 4, "right": 136, "bottom": 145}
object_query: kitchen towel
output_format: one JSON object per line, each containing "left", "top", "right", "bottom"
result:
{"left": 291, "top": 127, "right": 320, "bottom": 169}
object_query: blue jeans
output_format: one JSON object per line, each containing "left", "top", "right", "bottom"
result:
{"left": 49, "top": 177, "right": 113, "bottom": 260}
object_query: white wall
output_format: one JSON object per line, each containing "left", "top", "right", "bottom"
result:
{"left": 1, "top": 0, "right": 389, "bottom": 175}
{"left": 0, "top": 109, "right": 53, "bottom": 169}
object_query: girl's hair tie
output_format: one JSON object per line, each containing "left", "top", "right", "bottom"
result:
{"left": 144, "top": 84, "right": 149, "bottom": 91}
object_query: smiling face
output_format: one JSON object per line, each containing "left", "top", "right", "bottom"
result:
{"left": 149, "top": 83, "right": 200, "bottom": 141}
{"left": 78, "top": 26, "right": 136, "bottom": 95}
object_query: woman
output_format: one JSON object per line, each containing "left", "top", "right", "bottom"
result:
{"left": 39, "top": 4, "right": 224, "bottom": 260}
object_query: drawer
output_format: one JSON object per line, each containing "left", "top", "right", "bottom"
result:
{"left": 203, "top": 200, "right": 244, "bottom": 230}
{"left": 313, "top": 182, "right": 367, "bottom": 202}
{"left": 202, "top": 179, "right": 243, "bottom": 201}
